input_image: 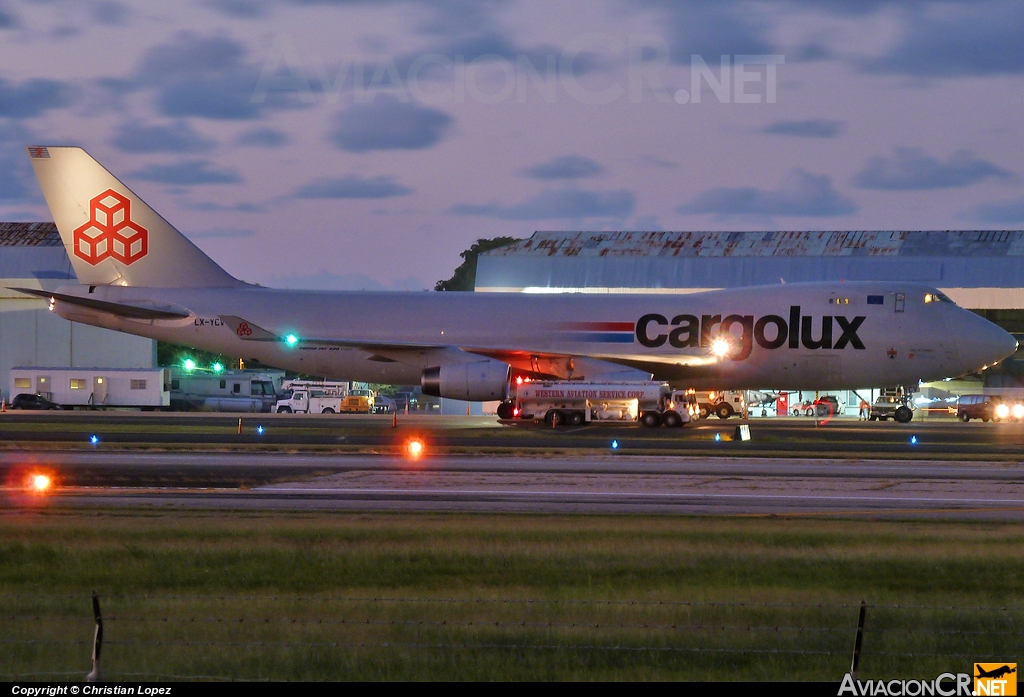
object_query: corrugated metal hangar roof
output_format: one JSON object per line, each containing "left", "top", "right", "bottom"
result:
{"left": 476, "top": 231, "right": 1024, "bottom": 309}
{"left": 0, "top": 222, "right": 62, "bottom": 246}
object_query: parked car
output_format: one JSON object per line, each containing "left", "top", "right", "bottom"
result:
{"left": 813, "top": 395, "right": 841, "bottom": 417}
{"left": 373, "top": 395, "right": 396, "bottom": 414}
{"left": 11, "top": 393, "right": 60, "bottom": 410}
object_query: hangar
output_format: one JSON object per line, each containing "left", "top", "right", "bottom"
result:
{"left": 0, "top": 222, "right": 155, "bottom": 401}
{"left": 476, "top": 230, "right": 1024, "bottom": 399}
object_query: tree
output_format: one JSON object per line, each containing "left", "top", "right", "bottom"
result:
{"left": 435, "top": 237, "right": 520, "bottom": 291}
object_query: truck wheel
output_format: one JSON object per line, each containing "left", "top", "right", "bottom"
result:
{"left": 277, "top": 407, "right": 292, "bottom": 413}
{"left": 894, "top": 406, "right": 913, "bottom": 423}
{"left": 715, "top": 403, "right": 733, "bottom": 420}
{"left": 663, "top": 411, "right": 682, "bottom": 428}
{"left": 959, "top": 412, "right": 970, "bottom": 423}
{"left": 699, "top": 405, "right": 710, "bottom": 419}
{"left": 545, "top": 410, "right": 564, "bottom": 427}
{"left": 567, "top": 411, "right": 585, "bottom": 426}
{"left": 322, "top": 408, "right": 335, "bottom": 414}
{"left": 640, "top": 411, "right": 662, "bottom": 427}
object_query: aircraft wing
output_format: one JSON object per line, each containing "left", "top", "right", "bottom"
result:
{"left": 218, "top": 315, "right": 447, "bottom": 349}
{"left": 10, "top": 288, "right": 192, "bottom": 321}
{"left": 219, "top": 315, "right": 721, "bottom": 380}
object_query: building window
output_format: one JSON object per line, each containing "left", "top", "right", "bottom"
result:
{"left": 14, "top": 378, "right": 29, "bottom": 389}
{"left": 171, "top": 379, "right": 180, "bottom": 390}
{"left": 220, "top": 380, "right": 226, "bottom": 389}
{"left": 233, "top": 383, "right": 241, "bottom": 393}
{"left": 130, "top": 379, "right": 147, "bottom": 390}
{"left": 70, "top": 379, "right": 86, "bottom": 390}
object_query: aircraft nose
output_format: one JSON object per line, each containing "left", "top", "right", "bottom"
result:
{"left": 959, "top": 312, "right": 1017, "bottom": 371}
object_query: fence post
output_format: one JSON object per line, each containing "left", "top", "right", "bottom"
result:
{"left": 86, "top": 591, "right": 103, "bottom": 682}
{"left": 850, "top": 599, "right": 867, "bottom": 681}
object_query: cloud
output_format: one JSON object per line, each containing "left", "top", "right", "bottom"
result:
{"left": 524, "top": 155, "right": 603, "bottom": 180}
{"left": 186, "top": 227, "right": 255, "bottom": 239}
{"left": 0, "top": 1, "right": 16, "bottom": 28}
{"left": 110, "top": 120, "right": 214, "bottom": 153}
{"left": 332, "top": 97, "right": 452, "bottom": 152}
{"left": 131, "top": 160, "right": 243, "bottom": 185}
{"left": 294, "top": 175, "right": 413, "bottom": 199}
{"left": 678, "top": 169, "right": 857, "bottom": 217}
{"left": 451, "top": 188, "right": 635, "bottom": 221}
{"left": 92, "top": 1, "right": 128, "bottom": 25}
{"left": 763, "top": 119, "right": 843, "bottom": 138}
{"left": 639, "top": 154, "right": 678, "bottom": 169}
{"left": 644, "top": 1, "right": 774, "bottom": 63}
{"left": 135, "top": 33, "right": 302, "bottom": 120}
{"left": 266, "top": 269, "right": 427, "bottom": 292}
{"left": 183, "top": 200, "right": 262, "bottom": 212}
{"left": 0, "top": 123, "right": 43, "bottom": 203}
{"left": 204, "top": 0, "right": 268, "bottom": 17}
{"left": 236, "top": 127, "right": 288, "bottom": 147}
{"left": 862, "top": 1, "right": 1024, "bottom": 76}
{"left": 0, "top": 78, "right": 73, "bottom": 118}
{"left": 966, "top": 198, "right": 1024, "bottom": 224}
{"left": 854, "top": 147, "right": 1011, "bottom": 191}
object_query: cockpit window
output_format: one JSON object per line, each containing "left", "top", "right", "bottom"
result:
{"left": 924, "top": 292, "right": 955, "bottom": 305}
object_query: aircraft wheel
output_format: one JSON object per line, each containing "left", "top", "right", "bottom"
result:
{"left": 545, "top": 410, "right": 564, "bottom": 427}
{"left": 894, "top": 406, "right": 913, "bottom": 423}
{"left": 663, "top": 411, "right": 682, "bottom": 428}
{"left": 568, "top": 411, "right": 585, "bottom": 426}
{"left": 959, "top": 412, "right": 970, "bottom": 423}
{"left": 496, "top": 402, "right": 515, "bottom": 419}
{"left": 322, "top": 408, "right": 335, "bottom": 414}
{"left": 641, "top": 411, "right": 662, "bottom": 428}
{"left": 277, "top": 407, "right": 292, "bottom": 413}
{"left": 716, "top": 403, "right": 734, "bottom": 419}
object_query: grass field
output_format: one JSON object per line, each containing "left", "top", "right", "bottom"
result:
{"left": 3, "top": 509, "right": 1023, "bottom": 681}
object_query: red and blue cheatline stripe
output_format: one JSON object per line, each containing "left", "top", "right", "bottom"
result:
{"left": 556, "top": 321, "right": 636, "bottom": 344}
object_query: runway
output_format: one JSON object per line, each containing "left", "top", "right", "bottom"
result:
{"left": 4, "top": 450, "right": 1024, "bottom": 519}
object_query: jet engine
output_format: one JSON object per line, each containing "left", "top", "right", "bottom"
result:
{"left": 421, "top": 360, "right": 510, "bottom": 401}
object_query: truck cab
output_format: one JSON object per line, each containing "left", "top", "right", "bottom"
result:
{"left": 697, "top": 390, "right": 746, "bottom": 419}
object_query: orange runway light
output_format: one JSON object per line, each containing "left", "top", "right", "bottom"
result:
{"left": 29, "top": 473, "right": 52, "bottom": 494}
{"left": 406, "top": 439, "right": 424, "bottom": 459}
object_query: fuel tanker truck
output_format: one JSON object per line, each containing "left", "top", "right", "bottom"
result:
{"left": 499, "top": 380, "right": 699, "bottom": 428}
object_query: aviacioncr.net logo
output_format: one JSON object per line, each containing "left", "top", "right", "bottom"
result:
{"left": 72, "top": 189, "right": 148, "bottom": 266}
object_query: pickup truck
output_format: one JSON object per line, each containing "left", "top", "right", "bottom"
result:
{"left": 869, "top": 395, "right": 914, "bottom": 423}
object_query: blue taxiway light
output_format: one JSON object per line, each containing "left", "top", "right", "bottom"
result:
{"left": 89, "top": 435, "right": 99, "bottom": 444}
{"left": 714, "top": 433, "right": 721, "bottom": 442}
{"left": 910, "top": 435, "right": 918, "bottom": 445}
{"left": 611, "top": 440, "right": 619, "bottom": 449}
{"left": 257, "top": 425, "right": 265, "bottom": 435}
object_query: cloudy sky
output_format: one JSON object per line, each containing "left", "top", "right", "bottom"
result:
{"left": 1, "top": 0, "right": 1022, "bottom": 290}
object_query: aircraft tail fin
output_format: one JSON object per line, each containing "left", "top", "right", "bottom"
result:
{"left": 27, "top": 145, "right": 242, "bottom": 288}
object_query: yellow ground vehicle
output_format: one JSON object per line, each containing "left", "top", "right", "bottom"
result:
{"left": 339, "top": 388, "right": 374, "bottom": 414}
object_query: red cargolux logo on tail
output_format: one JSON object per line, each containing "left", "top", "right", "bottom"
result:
{"left": 72, "top": 189, "right": 148, "bottom": 266}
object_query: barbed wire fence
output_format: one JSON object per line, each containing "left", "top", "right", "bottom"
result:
{"left": 4, "top": 594, "right": 1022, "bottom": 681}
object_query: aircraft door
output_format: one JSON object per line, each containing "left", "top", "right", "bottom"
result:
{"left": 895, "top": 293, "right": 905, "bottom": 313}
{"left": 36, "top": 375, "right": 50, "bottom": 398}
